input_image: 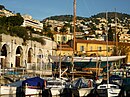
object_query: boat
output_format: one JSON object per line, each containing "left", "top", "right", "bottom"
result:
{"left": 122, "top": 77, "right": 130, "bottom": 96}
{"left": 0, "top": 86, "right": 17, "bottom": 96}
{"left": 22, "top": 76, "right": 46, "bottom": 96}
{"left": 94, "top": 12, "right": 122, "bottom": 97}
{"left": 0, "top": 56, "right": 20, "bottom": 96}
{"left": 50, "top": 55, "right": 126, "bottom": 72}
{"left": 50, "top": 55, "right": 126, "bottom": 77}
{"left": 70, "top": 77, "right": 94, "bottom": 97}
{"left": 95, "top": 83, "right": 122, "bottom": 97}
{"left": 50, "top": 55, "right": 126, "bottom": 63}
{"left": 45, "top": 77, "right": 67, "bottom": 96}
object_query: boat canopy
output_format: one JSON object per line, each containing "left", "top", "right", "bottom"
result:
{"left": 72, "top": 77, "right": 93, "bottom": 88}
{"left": 22, "top": 77, "right": 45, "bottom": 88}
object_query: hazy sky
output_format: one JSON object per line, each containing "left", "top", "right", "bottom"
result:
{"left": 0, "top": 0, "right": 130, "bottom": 21}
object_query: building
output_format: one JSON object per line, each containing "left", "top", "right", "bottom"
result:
{"left": 53, "top": 32, "right": 73, "bottom": 44}
{"left": 0, "top": 9, "right": 15, "bottom": 17}
{"left": 0, "top": 34, "right": 57, "bottom": 76}
{"left": 71, "top": 39, "right": 114, "bottom": 57}
{"left": 22, "top": 14, "right": 43, "bottom": 32}
{"left": 56, "top": 44, "right": 73, "bottom": 56}
{"left": 66, "top": 39, "right": 130, "bottom": 63}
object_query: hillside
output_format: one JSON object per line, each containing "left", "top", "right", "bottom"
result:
{"left": 42, "top": 15, "right": 87, "bottom": 22}
{"left": 0, "top": 5, "right": 5, "bottom": 10}
{"left": 91, "top": 12, "right": 130, "bottom": 19}
{"left": 42, "top": 12, "right": 130, "bottom": 22}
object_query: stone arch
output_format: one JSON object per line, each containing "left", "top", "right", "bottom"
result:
{"left": 15, "top": 46, "right": 23, "bottom": 67}
{"left": 37, "top": 49, "right": 43, "bottom": 70}
{"left": 27, "top": 48, "right": 33, "bottom": 63}
{"left": 1, "top": 44, "right": 10, "bottom": 68}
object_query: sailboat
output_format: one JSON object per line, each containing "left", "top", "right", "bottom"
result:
{"left": 95, "top": 12, "right": 122, "bottom": 97}
{"left": 61, "top": 0, "right": 95, "bottom": 96}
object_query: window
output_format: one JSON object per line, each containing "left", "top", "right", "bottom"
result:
{"left": 62, "top": 36, "right": 66, "bottom": 42}
{"left": 58, "top": 36, "right": 60, "bottom": 40}
{"left": 108, "top": 47, "right": 111, "bottom": 52}
{"left": 80, "top": 46, "right": 84, "bottom": 51}
{"left": 90, "top": 46, "right": 93, "bottom": 51}
{"left": 98, "top": 46, "right": 102, "bottom": 52}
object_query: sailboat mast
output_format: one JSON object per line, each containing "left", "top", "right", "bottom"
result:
{"left": 71, "top": 0, "right": 76, "bottom": 80}
{"left": 106, "top": 12, "right": 109, "bottom": 84}
{"left": 115, "top": 9, "right": 118, "bottom": 55}
{"left": 73, "top": 0, "right": 76, "bottom": 53}
{"left": 59, "top": 40, "right": 61, "bottom": 78}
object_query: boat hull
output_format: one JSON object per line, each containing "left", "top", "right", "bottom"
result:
{"left": 78, "top": 87, "right": 93, "bottom": 96}
{"left": 96, "top": 83, "right": 121, "bottom": 97}
{"left": 0, "top": 86, "right": 17, "bottom": 95}
{"left": 50, "top": 88, "right": 62, "bottom": 96}
{"left": 24, "top": 87, "right": 42, "bottom": 96}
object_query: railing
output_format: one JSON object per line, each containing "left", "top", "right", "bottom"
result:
{"left": 26, "top": 62, "right": 52, "bottom": 70}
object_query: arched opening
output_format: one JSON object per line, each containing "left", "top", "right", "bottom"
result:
{"left": 15, "top": 46, "right": 23, "bottom": 67}
{"left": 1, "top": 44, "right": 7, "bottom": 68}
{"left": 37, "top": 49, "right": 43, "bottom": 70}
{"left": 28, "top": 48, "right": 33, "bottom": 63}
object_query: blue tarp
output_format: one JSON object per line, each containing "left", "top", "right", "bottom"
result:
{"left": 109, "top": 75, "right": 123, "bottom": 85}
{"left": 6, "top": 71, "right": 19, "bottom": 75}
{"left": 22, "top": 77, "right": 45, "bottom": 88}
{"left": 109, "top": 75, "right": 122, "bottom": 80}
{"left": 72, "top": 78, "right": 88, "bottom": 88}
{"left": 7, "top": 80, "right": 23, "bottom": 87}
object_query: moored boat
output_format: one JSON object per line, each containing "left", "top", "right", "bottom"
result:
{"left": 95, "top": 83, "right": 122, "bottom": 97}
{"left": 22, "top": 76, "right": 46, "bottom": 96}
{"left": 62, "top": 77, "right": 94, "bottom": 97}
{"left": 45, "top": 77, "right": 67, "bottom": 96}
{"left": 50, "top": 55, "right": 126, "bottom": 72}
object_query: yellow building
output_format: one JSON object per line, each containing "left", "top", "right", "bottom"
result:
{"left": 66, "top": 39, "right": 130, "bottom": 63}
{"left": 53, "top": 32, "right": 73, "bottom": 43}
{"left": 56, "top": 44, "right": 73, "bottom": 56}
{"left": 75, "top": 39, "right": 114, "bottom": 57}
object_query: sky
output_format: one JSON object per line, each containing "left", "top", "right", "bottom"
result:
{"left": 0, "top": 0, "right": 130, "bottom": 21}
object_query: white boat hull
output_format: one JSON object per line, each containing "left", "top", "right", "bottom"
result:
{"left": 107, "top": 88, "right": 121, "bottom": 97}
{"left": 78, "top": 87, "right": 93, "bottom": 96}
{"left": 24, "top": 87, "right": 42, "bottom": 96}
{"left": 50, "top": 88, "right": 62, "bottom": 96}
{"left": 50, "top": 55, "right": 126, "bottom": 62}
{"left": 0, "top": 86, "right": 17, "bottom": 95}
{"left": 96, "top": 83, "right": 121, "bottom": 97}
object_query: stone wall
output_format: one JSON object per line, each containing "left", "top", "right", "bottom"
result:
{"left": 0, "top": 34, "right": 57, "bottom": 76}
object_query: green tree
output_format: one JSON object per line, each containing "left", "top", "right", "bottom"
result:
{"left": 108, "top": 26, "right": 113, "bottom": 41}
{"left": 0, "top": 16, "right": 7, "bottom": 26}
{"left": 43, "top": 24, "right": 51, "bottom": 34}
{"left": 9, "top": 26, "right": 28, "bottom": 40}
{"left": 7, "top": 14, "right": 24, "bottom": 26}
{"left": 54, "top": 27, "right": 58, "bottom": 32}
{"left": 60, "top": 26, "right": 67, "bottom": 33}
{"left": 64, "top": 22, "right": 71, "bottom": 27}
{"left": 0, "top": 5, "right": 5, "bottom": 10}
{"left": 112, "top": 43, "right": 130, "bottom": 62}
{"left": 127, "top": 29, "right": 130, "bottom": 34}
{"left": 31, "top": 37, "right": 46, "bottom": 45}
{"left": 101, "top": 24, "right": 105, "bottom": 30}
{"left": 46, "top": 32, "right": 54, "bottom": 40}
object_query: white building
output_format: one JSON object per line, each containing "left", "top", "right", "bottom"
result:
{"left": 22, "top": 14, "right": 43, "bottom": 32}
{"left": 0, "top": 9, "right": 15, "bottom": 17}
